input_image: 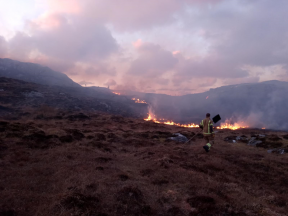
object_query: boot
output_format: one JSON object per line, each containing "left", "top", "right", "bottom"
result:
{"left": 203, "top": 143, "right": 211, "bottom": 152}
{"left": 203, "top": 145, "right": 209, "bottom": 152}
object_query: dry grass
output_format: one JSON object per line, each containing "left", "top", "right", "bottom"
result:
{"left": 0, "top": 112, "right": 287, "bottom": 216}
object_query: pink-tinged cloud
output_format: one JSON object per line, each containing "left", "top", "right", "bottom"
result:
{"left": 0, "top": 36, "right": 8, "bottom": 57}
{"left": 104, "top": 78, "right": 117, "bottom": 86}
{"left": 128, "top": 42, "right": 178, "bottom": 77}
{"left": 1, "top": 0, "right": 288, "bottom": 95}
{"left": 132, "top": 39, "right": 143, "bottom": 48}
{"left": 25, "top": 13, "right": 119, "bottom": 62}
{"left": 38, "top": 0, "right": 81, "bottom": 14}
{"left": 79, "top": 0, "right": 224, "bottom": 31}
{"left": 33, "top": 13, "right": 66, "bottom": 30}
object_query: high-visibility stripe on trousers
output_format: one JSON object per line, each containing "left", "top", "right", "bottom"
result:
{"left": 206, "top": 143, "right": 212, "bottom": 150}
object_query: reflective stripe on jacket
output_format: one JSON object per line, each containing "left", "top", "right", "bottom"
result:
{"left": 200, "top": 117, "right": 214, "bottom": 136}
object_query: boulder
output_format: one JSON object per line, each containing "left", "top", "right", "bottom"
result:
{"left": 224, "top": 136, "right": 237, "bottom": 143}
{"left": 267, "top": 148, "right": 288, "bottom": 154}
{"left": 248, "top": 137, "right": 262, "bottom": 146}
{"left": 258, "top": 134, "right": 266, "bottom": 138}
{"left": 168, "top": 133, "right": 188, "bottom": 143}
{"left": 236, "top": 135, "right": 249, "bottom": 143}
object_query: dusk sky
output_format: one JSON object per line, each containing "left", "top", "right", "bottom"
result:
{"left": 0, "top": 0, "right": 288, "bottom": 95}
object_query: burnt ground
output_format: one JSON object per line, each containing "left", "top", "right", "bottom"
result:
{"left": 0, "top": 77, "right": 148, "bottom": 119}
{"left": 0, "top": 111, "right": 288, "bottom": 216}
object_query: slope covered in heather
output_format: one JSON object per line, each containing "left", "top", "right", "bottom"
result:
{"left": 0, "top": 58, "right": 80, "bottom": 87}
{"left": 0, "top": 108, "right": 287, "bottom": 216}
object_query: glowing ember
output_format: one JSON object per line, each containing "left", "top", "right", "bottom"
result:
{"left": 132, "top": 98, "right": 147, "bottom": 104}
{"left": 113, "top": 92, "right": 121, "bottom": 95}
{"left": 144, "top": 114, "right": 199, "bottom": 128}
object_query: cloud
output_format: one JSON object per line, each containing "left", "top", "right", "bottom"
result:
{"left": 128, "top": 42, "right": 178, "bottom": 77}
{"left": 104, "top": 78, "right": 117, "bottom": 86}
{"left": 27, "top": 13, "right": 119, "bottom": 62}
{"left": 0, "top": 36, "right": 8, "bottom": 57}
{"left": 2, "top": 10, "right": 120, "bottom": 88}
{"left": 80, "top": 0, "right": 224, "bottom": 31}
{"left": 182, "top": 0, "right": 288, "bottom": 68}
{"left": 173, "top": 55, "right": 248, "bottom": 80}
{"left": 1, "top": 0, "right": 288, "bottom": 95}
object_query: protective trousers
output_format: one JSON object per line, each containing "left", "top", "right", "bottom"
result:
{"left": 204, "top": 135, "right": 214, "bottom": 150}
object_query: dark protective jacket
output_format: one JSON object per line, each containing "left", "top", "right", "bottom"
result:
{"left": 200, "top": 117, "right": 214, "bottom": 136}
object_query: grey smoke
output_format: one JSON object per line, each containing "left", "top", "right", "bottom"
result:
{"left": 133, "top": 80, "right": 288, "bottom": 130}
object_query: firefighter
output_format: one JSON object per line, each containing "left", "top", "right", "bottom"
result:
{"left": 200, "top": 113, "right": 214, "bottom": 152}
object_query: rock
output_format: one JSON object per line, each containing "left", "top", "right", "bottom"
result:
{"left": 248, "top": 137, "right": 262, "bottom": 146}
{"left": 23, "top": 91, "right": 44, "bottom": 98}
{"left": 235, "top": 135, "right": 249, "bottom": 143}
{"left": 168, "top": 133, "right": 188, "bottom": 143}
{"left": 224, "top": 136, "right": 237, "bottom": 143}
{"left": 258, "top": 134, "right": 266, "bottom": 138}
{"left": 283, "top": 134, "right": 288, "bottom": 140}
{"left": 267, "top": 148, "right": 288, "bottom": 154}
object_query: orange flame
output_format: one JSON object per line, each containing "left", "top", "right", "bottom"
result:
{"left": 216, "top": 122, "right": 248, "bottom": 130}
{"left": 144, "top": 109, "right": 265, "bottom": 130}
{"left": 132, "top": 98, "right": 147, "bottom": 104}
{"left": 113, "top": 92, "right": 121, "bottom": 95}
{"left": 144, "top": 114, "right": 199, "bottom": 128}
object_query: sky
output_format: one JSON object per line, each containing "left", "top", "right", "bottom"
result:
{"left": 0, "top": 0, "right": 288, "bottom": 95}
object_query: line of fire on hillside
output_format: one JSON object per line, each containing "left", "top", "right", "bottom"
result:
{"left": 112, "top": 92, "right": 265, "bottom": 130}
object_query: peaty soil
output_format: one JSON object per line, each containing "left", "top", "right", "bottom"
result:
{"left": 0, "top": 112, "right": 288, "bottom": 216}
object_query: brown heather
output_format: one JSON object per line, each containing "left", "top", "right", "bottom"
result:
{"left": 0, "top": 111, "right": 287, "bottom": 216}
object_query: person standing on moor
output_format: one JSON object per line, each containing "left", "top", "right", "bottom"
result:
{"left": 200, "top": 113, "right": 214, "bottom": 152}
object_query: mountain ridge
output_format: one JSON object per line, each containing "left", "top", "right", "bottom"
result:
{"left": 0, "top": 58, "right": 80, "bottom": 87}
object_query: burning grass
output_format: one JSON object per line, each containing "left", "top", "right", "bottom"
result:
{"left": 143, "top": 111, "right": 258, "bottom": 130}
{"left": 0, "top": 112, "right": 288, "bottom": 215}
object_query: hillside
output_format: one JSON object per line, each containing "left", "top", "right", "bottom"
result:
{"left": 0, "top": 58, "right": 80, "bottom": 87}
{"left": 0, "top": 109, "right": 287, "bottom": 215}
{"left": 0, "top": 77, "right": 147, "bottom": 118}
{"left": 2, "top": 58, "right": 288, "bottom": 130}
{"left": 119, "top": 80, "right": 288, "bottom": 130}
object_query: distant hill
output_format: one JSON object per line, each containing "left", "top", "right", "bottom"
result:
{"left": 123, "top": 80, "right": 288, "bottom": 130}
{"left": 0, "top": 58, "right": 80, "bottom": 87}
{"left": 2, "top": 58, "right": 287, "bottom": 129}
{"left": 0, "top": 77, "right": 148, "bottom": 118}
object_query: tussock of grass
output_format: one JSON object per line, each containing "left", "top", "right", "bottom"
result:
{"left": 0, "top": 112, "right": 287, "bottom": 215}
